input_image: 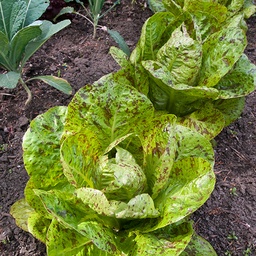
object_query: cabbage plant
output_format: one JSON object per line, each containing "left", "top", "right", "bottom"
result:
{"left": 0, "top": 0, "right": 72, "bottom": 105}
{"left": 110, "top": 0, "right": 256, "bottom": 140}
{"left": 11, "top": 72, "right": 217, "bottom": 255}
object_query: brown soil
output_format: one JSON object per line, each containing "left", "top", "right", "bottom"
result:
{"left": 0, "top": 1, "right": 255, "bottom": 255}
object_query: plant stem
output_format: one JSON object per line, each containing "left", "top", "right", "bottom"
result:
{"left": 75, "top": 12, "right": 95, "bottom": 28}
{"left": 19, "top": 77, "right": 32, "bottom": 106}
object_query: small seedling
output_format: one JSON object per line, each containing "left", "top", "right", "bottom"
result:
{"left": 0, "top": 239, "right": 8, "bottom": 245}
{"left": 228, "top": 129, "right": 238, "bottom": 135}
{"left": 243, "top": 247, "right": 252, "bottom": 256}
{"left": 224, "top": 251, "right": 232, "bottom": 256}
{"left": 230, "top": 187, "right": 238, "bottom": 196}
{"left": 0, "top": 144, "right": 7, "bottom": 152}
{"left": 227, "top": 231, "right": 238, "bottom": 241}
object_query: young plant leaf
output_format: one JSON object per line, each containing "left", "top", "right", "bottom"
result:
{"left": 0, "top": 31, "right": 10, "bottom": 69}
{"left": 53, "top": 6, "right": 75, "bottom": 23}
{"left": 0, "top": 0, "right": 26, "bottom": 40}
{"left": 23, "top": 0, "right": 50, "bottom": 26}
{"left": 29, "top": 75, "right": 72, "bottom": 95}
{"left": 9, "top": 25, "right": 42, "bottom": 70}
{"left": 107, "top": 29, "right": 130, "bottom": 57}
{"left": 0, "top": 71, "right": 20, "bottom": 89}
{"left": 21, "top": 20, "right": 71, "bottom": 68}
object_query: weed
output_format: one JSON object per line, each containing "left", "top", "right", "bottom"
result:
{"left": 230, "top": 187, "right": 238, "bottom": 196}
{"left": 227, "top": 231, "right": 238, "bottom": 241}
{"left": 0, "top": 144, "right": 7, "bottom": 152}
{"left": 225, "top": 251, "right": 232, "bottom": 256}
{"left": 243, "top": 247, "right": 252, "bottom": 256}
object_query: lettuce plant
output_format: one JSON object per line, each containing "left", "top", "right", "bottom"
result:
{"left": 11, "top": 72, "right": 217, "bottom": 255}
{"left": 110, "top": 0, "right": 256, "bottom": 140}
{"left": 148, "top": 0, "right": 256, "bottom": 19}
{"left": 0, "top": 0, "right": 72, "bottom": 105}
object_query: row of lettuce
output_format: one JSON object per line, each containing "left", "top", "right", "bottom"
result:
{"left": 10, "top": 0, "right": 256, "bottom": 255}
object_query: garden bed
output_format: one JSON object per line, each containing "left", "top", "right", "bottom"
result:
{"left": 0, "top": 1, "right": 255, "bottom": 255}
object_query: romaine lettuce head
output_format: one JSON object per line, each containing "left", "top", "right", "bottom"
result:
{"left": 148, "top": 0, "right": 256, "bottom": 20}
{"left": 111, "top": 8, "right": 255, "bottom": 139}
{"left": 11, "top": 73, "right": 216, "bottom": 255}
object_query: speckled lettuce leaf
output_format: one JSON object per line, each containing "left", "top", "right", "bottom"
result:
{"left": 198, "top": 26, "right": 247, "bottom": 87}
{"left": 183, "top": 0, "right": 228, "bottom": 40}
{"left": 174, "top": 124, "right": 214, "bottom": 163}
{"left": 75, "top": 188, "right": 114, "bottom": 216}
{"left": 60, "top": 131, "right": 101, "bottom": 188}
{"left": 131, "top": 221, "right": 193, "bottom": 255}
{"left": 47, "top": 219, "right": 120, "bottom": 256}
{"left": 23, "top": 106, "right": 67, "bottom": 181}
{"left": 178, "top": 103, "right": 225, "bottom": 140}
{"left": 33, "top": 189, "right": 121, "bottom": 254}
{"left": 130, "top": 12, "right": 179, "bottom": 63}
{"left": 151, "top": 156, "right": 215, "bottom": 231}
{"left": 61, "top": 74, "right": 154, "bottom": 188}
{"left": 63, "top": 72, "right": 154, "bottom": 148}
{"left": 181, "top": 233, "right": 217, "bottom": 256}
{"left": 113, "top": 194, "right": 159, "bottom": 219}
{"left": 148, "top": 0, "right": 166, "bottom": 13}
{"left": 162, "top": 0, "right": 184, "bottom": 15}
{"left": 76, "top": 188, "right": 159, "bottom": 219}
{"left": 10, "top": 198, "right": 50, "bottom": 243}
{"left": 242, "top": 0, "right": 256, "bottom": 18}
{"left": 213, "top": 97, "right": 245, "bottom": 127}
{"left": 141, "top": 114, "right": 177, "bottom": 199}
{"left": 95, "top": 147, "right": 147, "bottom": 201}
{"left": 46, "top": 219, "right": 90, "bottom": 256}
{"left": 140, "top": 125, "right": 215, "bottom": 232}
{"left": 27, "top": 212, "right": 51, "bottom": 243}
{"left": 77, "top": 221, "right": 120, "bottom": 255}
{"left": 156, "top": 24, "right": 202, "bottom": 86}
{"left": 21, "top": 106, "right": 70, "bottom": 219}
{"left": 10, "top": 198, "right": 34, "bottom": 233}
{"left": 142, "top": 60, "right": 219, "bottom": 115}
{"left": 109, "top": 46, "right": 130, "bottom": 68}
{"left": 221, "top": 0, "right": 256, "bottom": 19}
{"left": 216, "top": 54, "right": 256, "bottom": 99}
